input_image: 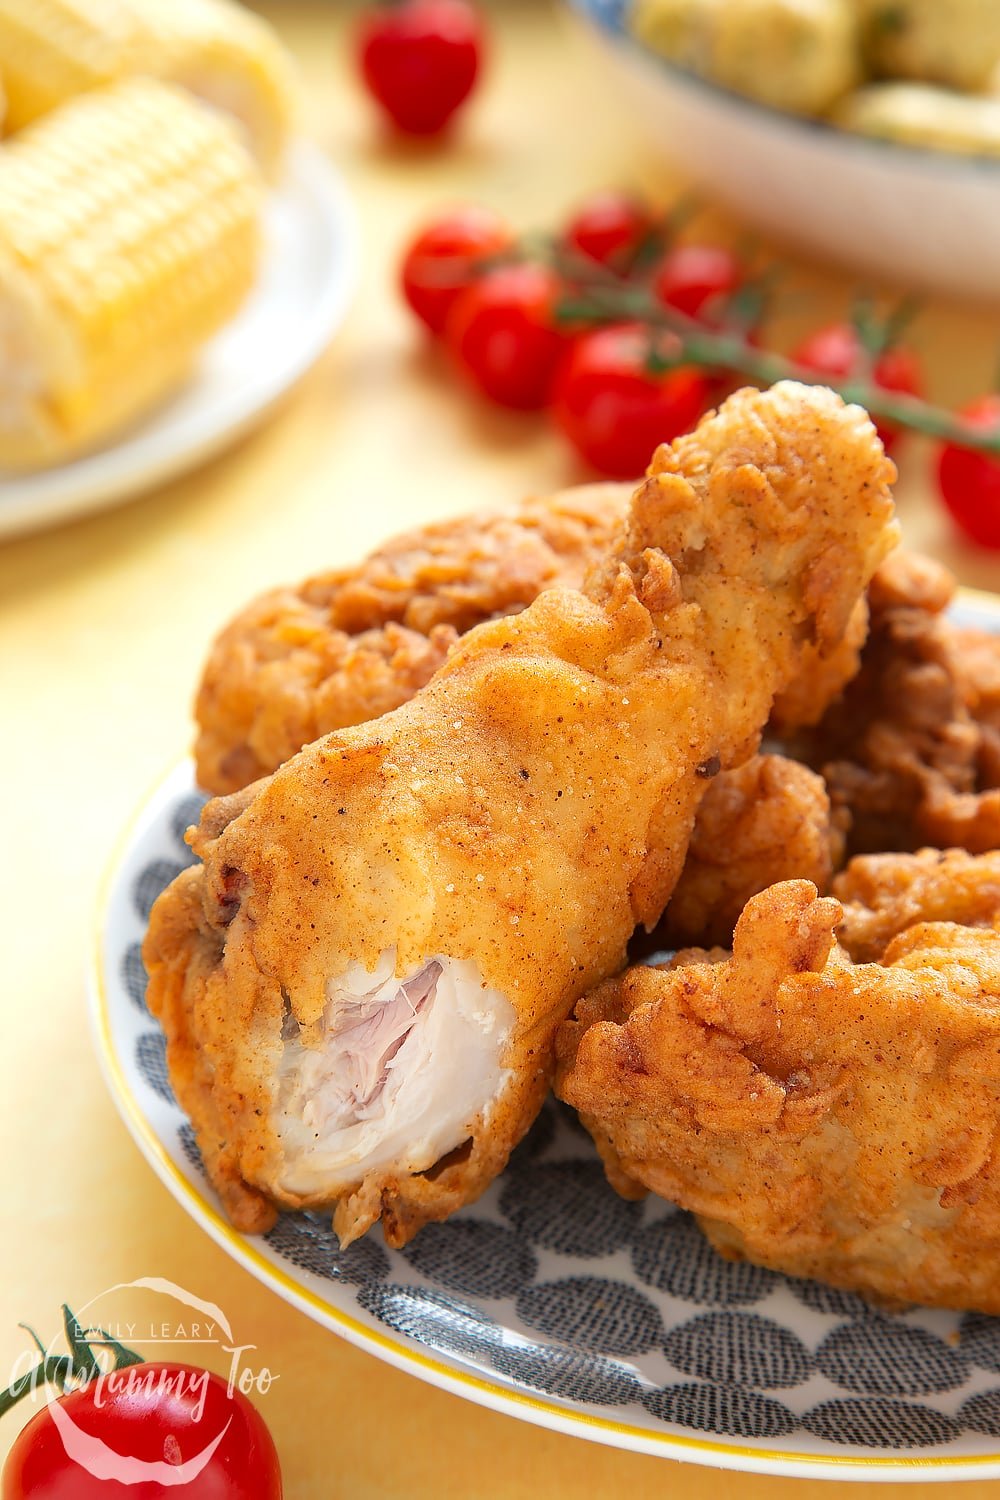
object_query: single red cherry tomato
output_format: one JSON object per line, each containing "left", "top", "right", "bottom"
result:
{"left": 2, "top": 1362, "right": 281, "bottom": 1499}
{"left": 791, "top": 322, "right": 924, "bottom": 456}
{"left": 357, "top": 0, "right": 483, "bottom": 136}
{"left": 400, "top": 208, "right": 512, "bottom": 335}
{"left": 654, "top": 243, "right": 743, "bottom": 320}
{"left": 445, "top": 262, "right": 566, "bottom": 409}
{"left": 553, "top": 322, "right": 710, "bottom": 478}
{"left": 563, "top": 191, "right": 653, "bottom": 270}
{"left": 937, "top": 394, "right": 1000, "bottom": 550}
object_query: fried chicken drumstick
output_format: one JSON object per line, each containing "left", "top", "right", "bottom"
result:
{"left": 556, "top": 866, "right": 1000, "bottom": 1314}
{"left": 144, "top": 384, "right": 897, "bottom": 1246}
{"left": 193, "top": 486, "right": 870, "bottom": 798}
{"left": 194, "top": 484, "right": 629, "bottom": 795}
{"left": 194, "top": 488, "right": 854, "bottom": 955}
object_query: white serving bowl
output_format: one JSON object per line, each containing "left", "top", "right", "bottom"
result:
{"left": 567, "top": 0, "right": 1000, "bottom": 304}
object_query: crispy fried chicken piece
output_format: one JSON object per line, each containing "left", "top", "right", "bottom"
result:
{"left": 834, "top": 847, "right": 1000, "bottom": 961}
{"left": 769, "top": 597, "right": 868, "bottom": 733}
{"left": 194, "top": 485, "right": 630, "bottom": 794}
{"left": 792, "top": 550, "right": 1000, "bottom": 854}
{"left": 957, "top": 624, "right": 1000, "bottom": 732}
{"left": 556, "top": 876, "right": 1000, "bottom": 1314}
{"left": 955, "top": 624, "right": 1000, "bottom": 791}
{"left": 194, "top": 484, "right": 866, "bottom": 959}
{"left": 658, "top": 754, "right": 844, "bottom": 950}
{"left": 194, "top": 484, "right": 874, "bottom": 798}
{"left": 143, "top": 384, "right": 897, "bottom": 1246}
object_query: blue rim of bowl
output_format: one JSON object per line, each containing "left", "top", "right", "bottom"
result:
{"left": 567, "top": 0, "right": 1000, "bottom": 177}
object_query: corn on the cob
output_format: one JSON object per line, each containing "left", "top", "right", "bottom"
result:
{"left": 0, "top": 77, "right": 263, "bottom": 471}
{"left": 0, "top": 0, "right": 295, "bottom": 175}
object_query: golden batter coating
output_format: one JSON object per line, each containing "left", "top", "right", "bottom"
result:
{"left": 769, "top": 597, "right": 868, "bottom": 733}
{"left": 834, "top": 847, "right": 1000, "bottom": 962}
{"left": 193, "top": 483, "right": 882, "bottom": 797}
{"left": 194, "top": 485, "right": 629, "bottom": 794}
{"left": 956, "top": 624, "right": 1000, "bottom": 794}
{"left": 659, "top": 753, "right": 844, "bottom": 950}
{"left": 143, "top": 384, "right": 897, "bottom": 1246}
{"left": 792, "top": 550, "right": 1000, "bottom": 855}
{"left": 556, "top": 876, "right": 1000, "bottom": 1315}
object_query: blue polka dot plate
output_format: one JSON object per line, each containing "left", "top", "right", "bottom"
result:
{"left": 90, "top": 595, "right": 1000, "bottom": 1481}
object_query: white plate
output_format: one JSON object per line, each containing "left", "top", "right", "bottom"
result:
{"left": 0, "top": 143, "right": 358, "bottom": 542}
{"left": 567, "top": 0, "right": 1000, "bottom": 304}
{"left": 89, "top": 591, "right": 1000, "bottom": 1484}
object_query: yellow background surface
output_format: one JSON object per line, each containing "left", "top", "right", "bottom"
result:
{"left": 3, "top": 2, "right": 1000, "bottom": 1494}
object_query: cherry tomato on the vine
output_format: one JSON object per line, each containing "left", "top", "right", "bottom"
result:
{"left": 563, "top": 191, "right": 653, "bottom": 271}
{"left": 445, "top": 262, "right": 566, "bottom": 409}
{"left": 357, "top": 0, "right": 484, "bottom": 136}
{"left": 937, "top": 394, "right": 1000, "bottom": 550}
{"left": 791, "top": 322, "right": 923, "bottom": 456}
{"left": 553, "top": 322, "right": 710, "bottom": 478}
{"left": 401, "top": 208, "right": 512, "bottom": 335}
{"left": 654, "top": 243, "right": 743, "bottom": 321}
{"left": 2, "top": 1363, "right": 282, "bottom": 1500}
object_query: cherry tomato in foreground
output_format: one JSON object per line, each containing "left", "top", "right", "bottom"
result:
{"left": 2, "top": 1363, "right": 281, "bottom": 1500}
{"left": 563, "top": 191, "right": 653, "bottom": 271}
{"left": 791, "top": 322, "right": 923, "bottom": 456}
{"left": 654, "top": 243, "right": 743, "bottom": 321}
{"left": 357, "top": 0, "right": 483, "bottom": 136}
{"left": 400, "top": 208, "right": 513, "bottom": 335}
{"left": 937, "top": 394, "right": 1000, "bottom": 550}
{"left": 553, "top": 323, "right": 710, "bottom": 478}
{"left": 446, "top": 262, "right": 566, "bottom": 409}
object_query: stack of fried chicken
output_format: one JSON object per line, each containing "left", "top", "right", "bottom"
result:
{"left": 145, "top": 383, "right": 1000, "bottom": 1315}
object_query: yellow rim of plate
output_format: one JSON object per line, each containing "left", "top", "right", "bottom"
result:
{"left": 90, "top": 586, "right": 1000, "bottom": 1476}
